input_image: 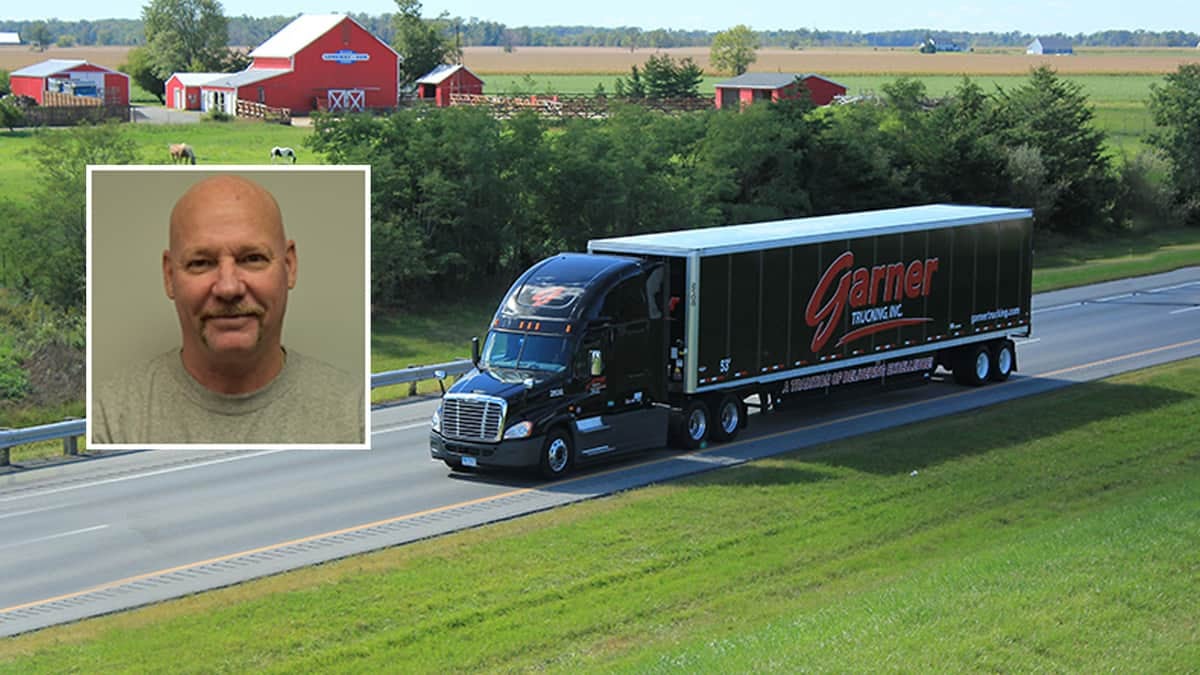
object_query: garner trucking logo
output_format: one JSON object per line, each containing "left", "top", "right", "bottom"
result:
{"left": 805, "top": 251, "right": 939, "bottom": 353}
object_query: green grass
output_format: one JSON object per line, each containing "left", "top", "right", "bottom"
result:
{"left": 2, "top": 358, "right": 1196, "bottom": 671}
{"left": 1033, "top": 228, "right": 1200, "bottom": 291}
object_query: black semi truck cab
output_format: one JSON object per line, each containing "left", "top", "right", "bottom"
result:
{"left": 431, "top": 204, "right": 1034, "bottom": 478}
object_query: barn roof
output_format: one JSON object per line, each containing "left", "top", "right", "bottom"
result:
{"left": 12, "top": 59, "right": 89, "bottom": 77}
{"left": 250, "top": 14, "right": 349, "bottom": 58}
{"left": 715, "top": 72, "right": 846, "bottom": 90}
{"left": 202, "top": 69, "right": 291, "bottom": 89}
{"left": 0, "top": 32, "right": 19, "bottom": 44}
{"left": 1031, "top": 36, "right": 1073, "bottom": 51}
{"left": 169, "top": 72, "right": 226, "bottom": 86}
{"left": 416, "top": 64, "right": 483, "bottom": 85}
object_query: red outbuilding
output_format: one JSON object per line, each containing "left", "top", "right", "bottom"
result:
{"left": 168, "top": 14, "right": 399, "bottom": 115}
{"left": 9, "top": 59, "right": 129, "bottom": 106}
{"left": 415, "top": 64, "right": 484, "bottom": 107}
{"left": 714, "top": 73, "right": 847, "bottom": 109}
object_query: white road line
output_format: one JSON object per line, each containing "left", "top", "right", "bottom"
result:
{"left": 0, "top": 449, "right": 292, "bottom": 504}
{"left": 0, "top": 524, "right": 108, "bottom": 551}
{"left": 0, "top": 504, "right": 70, "bottom": 521}
{"left": 1033, "top": 302, "right": 1084, "bottom": 314}
{"left": 1015, "top": 338, "right": 1042, "bottom": 345}
{"left": 1169, "top": 305, "right": 1200, "bottom": 316}
{"left": 1148, "top": 280, "right": 1200, "bottom": 294}
{"left": 1095, "top": 292, "right": 1135, "bottom": 303}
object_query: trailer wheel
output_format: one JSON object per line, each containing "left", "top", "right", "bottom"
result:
{"left": 990, "top": 340, "right": 1015, "bottom": 382}
{"left": 675, "top": 399, "right": 710, "bottom": 449}
{"left": 955, "top": 344, "right": 992, "bottom": 386}
{"left": 538, "top": 428, "right": 574, "bottom": 479}
{"left": 710, "top": 394, "right": 744, "bottom": 442}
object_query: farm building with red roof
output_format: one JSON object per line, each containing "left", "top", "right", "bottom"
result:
{"left": 713, "top": 73, "right": 846, "bottom": 109}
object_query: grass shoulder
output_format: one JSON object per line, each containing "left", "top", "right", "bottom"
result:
{"left": 3, "top": 357, "right": 1196, "bottom": 670}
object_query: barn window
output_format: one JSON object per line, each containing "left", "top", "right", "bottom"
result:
{"left": 258, "top": 87, "right": 265, "bottom": 103}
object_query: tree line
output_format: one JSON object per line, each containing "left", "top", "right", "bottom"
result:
{"left": 303, "top": 65, "right": 1200, "bottom": 309}
{"left": 3, "top": 16, "right": 1197, "bottom": 50}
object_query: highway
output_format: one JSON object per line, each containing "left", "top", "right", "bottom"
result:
{"left": 1, "top": 267, "right": 1198, "bottom": 636}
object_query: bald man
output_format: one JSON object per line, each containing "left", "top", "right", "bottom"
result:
{"left": 93, "top": 175, "right": 364, "bottom": 445}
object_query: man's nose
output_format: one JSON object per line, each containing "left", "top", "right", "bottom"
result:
{"left": 212, "top": 258, "right": 246, "bottom": 299}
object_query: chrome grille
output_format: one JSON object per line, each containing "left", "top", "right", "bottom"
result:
{"left": 441, "top": 395, "right": 506, "bottom": 442}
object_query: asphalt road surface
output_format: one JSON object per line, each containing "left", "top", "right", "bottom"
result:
{"left": 2, "top": 267, "right": 1198, "bottom": 636}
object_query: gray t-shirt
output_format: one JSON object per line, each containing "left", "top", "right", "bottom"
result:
{"left": 93, "top": 349, "right": 364, "bottom": 445}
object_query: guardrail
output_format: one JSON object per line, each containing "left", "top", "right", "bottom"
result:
{"left": 0, "top": 359, "right": 473, "bottom": 466}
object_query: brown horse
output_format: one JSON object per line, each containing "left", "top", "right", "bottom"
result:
{"left": 169, "top": 143, "right": 196, "bottom": 165}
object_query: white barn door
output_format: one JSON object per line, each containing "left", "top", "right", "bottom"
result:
{"left": 328, "top": 89, "right": 365, "bottom": 112}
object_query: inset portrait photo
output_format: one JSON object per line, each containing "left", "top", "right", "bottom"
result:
{"left": 87, "top": 166, "right": 370, "bottom": 449}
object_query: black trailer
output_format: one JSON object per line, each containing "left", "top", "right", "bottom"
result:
{"left": 432, "top": 204, "right": 1033, "bottom": 478}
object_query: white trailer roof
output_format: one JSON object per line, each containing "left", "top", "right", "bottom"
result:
{"left": 588, "top": 204, "right": 1032, "bottom": 257}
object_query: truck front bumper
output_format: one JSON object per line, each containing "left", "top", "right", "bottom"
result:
{"left": 430, "top": 431, "right": 543, "bottom": 469}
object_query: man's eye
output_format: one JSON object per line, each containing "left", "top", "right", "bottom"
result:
{"left": 186, "top": 259, "right": 214, "bottom": 271}
{"left": 242, "top": 254, "right": 270, "bottom": 265}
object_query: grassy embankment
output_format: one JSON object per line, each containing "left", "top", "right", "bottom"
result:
{"left": 1, "top": 357, "right": 1196, "bottom": 670}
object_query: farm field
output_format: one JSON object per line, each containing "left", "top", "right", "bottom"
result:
{"left": 460, "top": 45, "right": 1200, "bottom": 75}
{"left": 2, "top": 358, "right": 1197, "bottom": 671}
{"left": 4, "top": 44, "right": 1198, "bottom": 76}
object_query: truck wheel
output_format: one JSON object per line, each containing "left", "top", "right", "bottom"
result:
{"left": 990, "top": 340, "right": 1015, "bottom": 382}
{"left": 710, "top": 393, "right": 743, "bottom": 442}
{"left": 539, "top": 428, "right": 574, "bottom": 479}
{"left": 675, "top": 399, "right": 710, "bottom": 450}
{"left": 954, "top": 344, "right": 992, "bottom": 386}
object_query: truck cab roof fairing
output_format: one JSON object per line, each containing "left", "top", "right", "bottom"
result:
{"left": 498, "top": 253, "right": 644, "bottom": 322}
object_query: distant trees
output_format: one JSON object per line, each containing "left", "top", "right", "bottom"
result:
{"left": 1148, "top": 64, "right": 1200, "bottom": 225}
{"left": 121, "top": 46, "right": 165, "bottom": 103}
{"left": 392, "top": 0, "right": 461, "bottom": 87}
{"left": 710, "top": 25, "right": 759, "bottom": 75}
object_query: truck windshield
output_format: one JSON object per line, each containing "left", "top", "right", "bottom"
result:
{"left": 481, "top": 331, "right": 571, "bottom": 373}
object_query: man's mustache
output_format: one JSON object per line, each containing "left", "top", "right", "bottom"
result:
{"left": 202, "top": 304, "right": 265, "bottom": 320}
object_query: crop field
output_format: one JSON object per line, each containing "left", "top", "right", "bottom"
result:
{"left": 460, "top": 45, "right": 1200, "bottom": 75}
{"left": 4, "top": 44, "right": 1197, "bottom": 77}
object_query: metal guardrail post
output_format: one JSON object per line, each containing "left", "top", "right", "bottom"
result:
{"left": 1, "top": 447, "right": 8, "bottom": 467}
{"left": 64, "top": 435, "right": 78, "bottom": 456}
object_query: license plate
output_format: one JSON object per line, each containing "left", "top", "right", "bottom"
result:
{"left": 461, "top": 456, "right": 477, "bottom": 468}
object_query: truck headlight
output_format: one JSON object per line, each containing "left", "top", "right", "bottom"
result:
{"left": 431, "top": 405, "right": 442, "bottom": 433}
{"left": 503, "top": 421, "right": 532, "bottom": 440}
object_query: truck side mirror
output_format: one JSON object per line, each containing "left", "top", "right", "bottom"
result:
{"left": 589, "top": 349, "right": 604, "bottom": 377}
{"left": 471, "top": 336, "right": 480, "bottom": 367}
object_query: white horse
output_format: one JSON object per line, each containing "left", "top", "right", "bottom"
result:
{"left": 169, "top": 143, "right": 196, "bottom": 165}
{"left": 270, "top": 146, "right": 297, "bottom": 164}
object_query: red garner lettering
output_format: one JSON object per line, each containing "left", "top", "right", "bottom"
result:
{"left": 805, "top": 252, "right": 939, "bottom": 353}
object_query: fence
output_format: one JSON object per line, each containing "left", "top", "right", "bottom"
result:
{"left": 0, "top": 359, "right": 473, "bottom": 466}
{"left": 236, "top": 99, "right": 292, "bottom": 125}
{"left": 449, "top": 93, "right": 714, "bottom": 119}
{"left": 21, "top": 103, "right": 130, "bottom": 126}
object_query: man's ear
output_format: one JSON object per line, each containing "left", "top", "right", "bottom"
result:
{"left": 285, "top": 240, "right": 297, "bottom": 289}
{"left": 162, "top": 250, "right": 175, "bottom": 299}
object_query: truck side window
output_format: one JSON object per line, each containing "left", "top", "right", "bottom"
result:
{"left": 601, "top": 277, "right": 647, "bottom": 324}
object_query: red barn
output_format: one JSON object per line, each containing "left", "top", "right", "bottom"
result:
{"left": 415, "top": 64, "right": 484, "bottom": 107}
{"left": 165, "top": 72, "right": 225, "bottom": 111}
{"left": 714, "top": 73, "right": 846, "bottom": 109}
{"left": 9, "top": 59, "right": 129, "bottom": 106}
{"left": 169, "top": 14, "right": 399, "bottom": 115}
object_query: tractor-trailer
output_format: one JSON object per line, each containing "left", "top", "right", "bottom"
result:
{"left": 430, "top": 204, "right": 1033, "bottom": 478}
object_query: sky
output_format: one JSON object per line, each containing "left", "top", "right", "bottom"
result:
{"left": 3, "top": 0, "right": 1193, "bottom": 36}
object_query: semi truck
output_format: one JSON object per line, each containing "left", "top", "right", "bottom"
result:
{"left": 430, "top": 204, "right": 1033, "bottom": 478}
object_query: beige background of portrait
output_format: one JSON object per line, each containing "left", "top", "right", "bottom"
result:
{"left": 88, "top": 167, "right": 368, "bottom": 398}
